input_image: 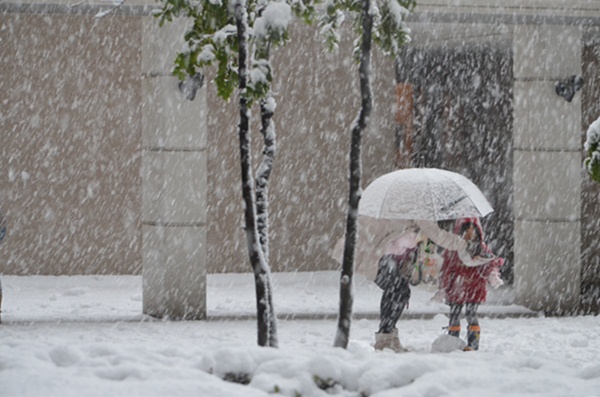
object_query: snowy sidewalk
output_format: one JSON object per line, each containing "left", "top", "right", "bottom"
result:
{"left": 209, "top": 271, "right": 537, "bottom": 320}
{"left": 1, "top": 271, "right": 536, "bottom": 324}
{"left": 3, "top": 272, "right": 600, "bottom": 397}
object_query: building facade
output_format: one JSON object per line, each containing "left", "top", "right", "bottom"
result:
{"left": 1, "top": 0, "right": 599, "bottom": 316}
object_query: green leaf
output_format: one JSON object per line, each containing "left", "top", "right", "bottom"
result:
{"left": 585, "top": 142, "right": 600, "bottom": 183}
{"left": 374, "top": 0, "right": 415, "bottom": 58}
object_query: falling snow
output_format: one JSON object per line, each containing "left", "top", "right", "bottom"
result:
{"left": 1, "top": 1, "right": 600, "bottom": 396}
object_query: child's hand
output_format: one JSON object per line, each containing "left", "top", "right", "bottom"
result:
{"left": 488, "top": 268, "right": 504, "bottom": 289}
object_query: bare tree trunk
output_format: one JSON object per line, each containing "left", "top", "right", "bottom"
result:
{"left": 257, "top": 100, "right": 275, "bottom": 264}
{"left": 334, "top": 0, "right": 373, "bottom": 349}
{"left": 257, "top": 97, "right": 278, "bottom": 347}
{"left": 234, "top": 1, "right": 274, "bottom": 347}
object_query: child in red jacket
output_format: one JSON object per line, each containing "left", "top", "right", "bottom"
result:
{"left": 439, "top": 217, "right": 504, "bottom": 351}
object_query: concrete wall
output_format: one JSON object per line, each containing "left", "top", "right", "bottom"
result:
{"left": 0, "top": 11, "right": 143, "bottom": 275}
{"left": 512, "top": 25, "right": 583, "bottom": 314}
{"left": 0, "top": 3, "right": 399, "bottom": 276}
{"left": 140, "top": 17, "right": 207, "bottom": 319}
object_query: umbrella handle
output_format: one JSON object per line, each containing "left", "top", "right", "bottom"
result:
{"left": 409, "top": 262, "right": 422, "bottom": 286}
{"left": 409, "top": 240, "right": 428, "bottom": 286}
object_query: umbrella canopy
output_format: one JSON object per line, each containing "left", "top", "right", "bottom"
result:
{"left": 359, "top": 168, "right": 493, "bottom": 221}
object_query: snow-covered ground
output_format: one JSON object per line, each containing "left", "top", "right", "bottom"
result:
{"left": 1, "top": 272, "right": 599, "bottom": 396}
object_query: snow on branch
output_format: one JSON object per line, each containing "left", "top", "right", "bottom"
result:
{"left": 318, "top": 0, "right": 415, "bottom": 57}
{"left": 253, "top": 2, "right": 292, "bottom": 39}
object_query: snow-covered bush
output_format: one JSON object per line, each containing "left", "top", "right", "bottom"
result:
{"left": 584, "top": 117, "right": 600, "bottom": 183}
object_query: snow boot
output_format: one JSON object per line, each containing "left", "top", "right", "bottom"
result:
{"left": 374, "top": 328, "right": 406, "bottom": 353}
{"left": 466, "top": 325, "right": 480, "bottom": 351}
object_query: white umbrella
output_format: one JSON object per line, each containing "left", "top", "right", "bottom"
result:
{"left": 333, "top": 168, "right": 492, "bottom": 278}
{"left": 359, "top": 168, "right": 493, "bottom": 221}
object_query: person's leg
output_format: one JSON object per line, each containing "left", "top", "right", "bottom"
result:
{"left": 378, "top": 288, "right": 394, "bottom": 333}
{"left": 376, "top": 279, "right": 410, "bottom": 352}
{"left": 378, "top": 287, "right": 407, "bottom": 334}
{"left": 465, "top": 303, "right": 480, "bottom": 350}
{"left": 448, "top": 303, "right": 462, "bottom": 337}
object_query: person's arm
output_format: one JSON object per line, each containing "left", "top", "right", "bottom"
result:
{"left": 458, "top": 250, "right": 495, "bottom": 267}
{"left": 415, "top": 220, "right": 467, "bottom": 251}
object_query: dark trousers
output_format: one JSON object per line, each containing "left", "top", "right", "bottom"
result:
{"left": 378, "top": 278, "right": 411, "bottom": 333}
{"left": 449, "top": 303, "right": 479, "bottom": 330}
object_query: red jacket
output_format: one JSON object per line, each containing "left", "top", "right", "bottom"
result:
{"left": 440, "top": 218, "right": 504, "bottom": 304}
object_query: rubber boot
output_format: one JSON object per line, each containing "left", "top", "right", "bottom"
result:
{"left": 448, "top": 325, "right": 461, "bottom": 338}
{"left": 465, "top": 325, "right": 480, "bottom": 351}
{"left": 374, "top": 328, "right": 406, "bottom": 353}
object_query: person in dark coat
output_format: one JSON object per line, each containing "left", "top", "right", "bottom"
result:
{"left": 372, "top": 222, "right": 468, "bottom": 352}
{"left": 439, "top": 217, "right": 504, "bottom": 351}
{"left": 373, "top": 245, "right": 419, "bottom": 352}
